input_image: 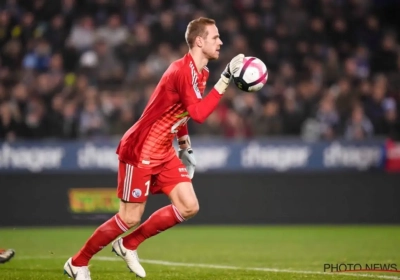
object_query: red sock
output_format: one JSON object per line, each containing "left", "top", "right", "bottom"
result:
{"left": 72, "top": 214, "right": 129, "bottom": 266}
{"left": 123, "top": 205, "right": 184, "bottom": 250}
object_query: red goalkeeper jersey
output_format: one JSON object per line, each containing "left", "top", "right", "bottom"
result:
{"left": 117, "top": 53, "right": 222, "bottom": 168}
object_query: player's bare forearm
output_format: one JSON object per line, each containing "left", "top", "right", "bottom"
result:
{"left": 177, "top": 123, "right": 190, "bottom": 149}
{"left": 187, "top": 88, "right": 222, "bottom": 123}
{"left": 178, "top": 135, "right": 191, "bottom": 149}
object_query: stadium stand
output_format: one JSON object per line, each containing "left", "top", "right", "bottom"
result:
{"left": 0, "top": 0, "right": 399, "bottom": 141}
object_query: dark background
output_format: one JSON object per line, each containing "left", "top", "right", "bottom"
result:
{"left": 1, "top": 172, "right": 399, "bottom": 226}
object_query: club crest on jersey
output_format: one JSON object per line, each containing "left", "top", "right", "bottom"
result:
{"left": 132, "top": 189, "right": 142, "bottom": 198}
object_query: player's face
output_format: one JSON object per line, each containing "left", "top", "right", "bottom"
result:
{"left": 203, "top": 24, "right": 223, "bottom": 60}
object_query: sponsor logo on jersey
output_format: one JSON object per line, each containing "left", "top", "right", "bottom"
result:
{"left": 175, "top": 111, "right": 189, "bottom": 118}
{"left": 179, "top": 167, "right": 187, "bottom": 173}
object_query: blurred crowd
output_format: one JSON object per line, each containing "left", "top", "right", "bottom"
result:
{"left": 0, "top": 0, "right": 399, "bottom": 142}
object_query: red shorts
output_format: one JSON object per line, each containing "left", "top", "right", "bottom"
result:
{"left": 117, "top": 156, "right": 191, "bottom": 203}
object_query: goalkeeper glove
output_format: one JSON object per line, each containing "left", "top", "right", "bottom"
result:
{"left": 179, "top": 148, "right": 196, "bottom": 179}
{"left": 214, "top": 53, "right": 245, "bottom": 94}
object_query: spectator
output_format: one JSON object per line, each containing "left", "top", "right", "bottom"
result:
{"left": 22, "top": 39, "right": 52, "bottom": 72}
{"left": 315, "top": 96, "right": 340, "bottom": 140}
{"left": 68, "top": 16, "right": 95, "bottom": 51}
{"left": 44, "top": 15, "right": 68, "bottom": 52}
{"left": 95, "top": 13, "right": 128, "bottom": 48}
{"left": 79, "top": 98, "right": 107, "bottom": 138}
{"left": 371, "top": 33, "right": 399, "bottom": 74}
{"left": 344, "top": 105, "right": 374, "bottom": 140}
{"left": 252, "top": 100, "right": 283, "bottom": 136}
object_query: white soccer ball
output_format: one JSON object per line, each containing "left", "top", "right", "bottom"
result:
{"left": 233, "top": 56, "right": 268, "bottom": 92}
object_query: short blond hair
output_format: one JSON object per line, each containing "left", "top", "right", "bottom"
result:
{"left": 185, "top": 17, "right": 216, "bottom": 48}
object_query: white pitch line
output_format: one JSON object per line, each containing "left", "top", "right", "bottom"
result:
{"left": 17, "top": 256, "right": 400, "bottom": 280}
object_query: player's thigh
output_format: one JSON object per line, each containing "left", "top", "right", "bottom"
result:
{"left": 155, "top": 156, "right": 192, "bottom": 195}
{"left": 117, "top": 161, "right": 152, "bottom": 203}
{"left": 157, "top": 157, "right": 199, "bottom": 217}
{"left": 168, "top": 182, "right": 199, "bottom": 218}
{"left": 117, "top": 161, "right": 152, "bottom": 226}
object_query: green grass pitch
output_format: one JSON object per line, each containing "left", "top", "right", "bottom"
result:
{"left": 1, "top": 225, "right": 400, "bottom": 280}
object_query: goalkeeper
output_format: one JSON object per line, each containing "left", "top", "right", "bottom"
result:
{"left": 64, "top": 17, "right": 244, "bottom": 280}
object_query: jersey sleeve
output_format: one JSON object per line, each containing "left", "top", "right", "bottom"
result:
{"left": 176, "top": 69, "right": 203, "bottom": 109}
{"left": 177, "top": 123, "right": 188, "bottom": 138}
{"left": 176, "top": 69, "right": 223, "bottom": 124}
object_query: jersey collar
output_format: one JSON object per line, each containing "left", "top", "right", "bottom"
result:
{"left": 186, "top": 52, "right": 202, "bottom": 75}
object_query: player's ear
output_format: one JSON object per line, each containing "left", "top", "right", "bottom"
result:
{"left": 195, "top": 36, "right": 203, "bottom": 48}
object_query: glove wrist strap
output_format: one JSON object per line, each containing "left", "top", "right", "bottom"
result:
{"left": 178, "top": 137, "right": 191, "bottom": 149}
{"left": 214, "top": 77, "right": 230, "bottom": 94}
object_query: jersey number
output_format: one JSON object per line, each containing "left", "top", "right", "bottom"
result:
{"left": 171, "top": 116, "right": 189, "bottom": 133}
{"left": 145, "top": 180, "right": 150, "bottom": 196}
